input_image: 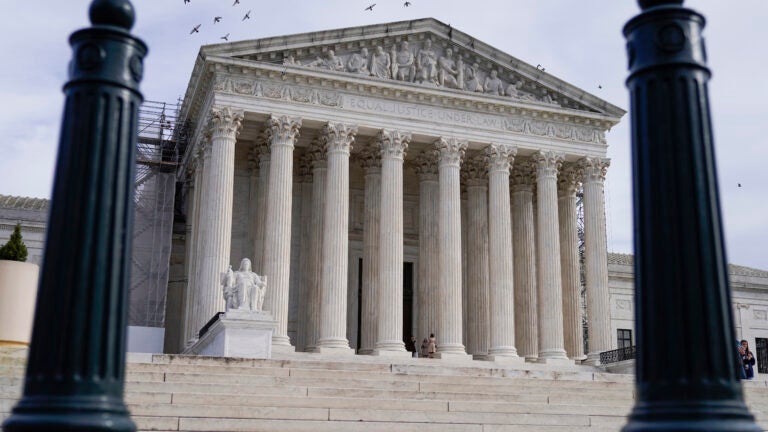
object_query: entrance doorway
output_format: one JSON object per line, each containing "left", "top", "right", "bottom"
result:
{"left": 757, "top": 338, "right": 768, "bottom": 374}
{"left": 355, "top": 259, "right": 415, "bottom": 351}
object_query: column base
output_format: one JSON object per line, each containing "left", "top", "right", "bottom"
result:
{"left": 272, "top": 344, "right": 296, "bottom": 354}
{"left": 371, "top": 348, "right": 411, "bottom": 358}
{"left": 272, "top": 334, "right": 293, "bottom": 347}
{"left": 433, "top": 351, "right": 473, "bottom": 361}
{"left": 524, "top": 355, "right": 539, "bottom": 363}
{"left": 313, "top": 346, "right": 356, "bottom": 356}
{"left": 536, "top": 357, "right": 574, "bottom": 366}
{"left": 485, "top": 354, "right": 525, "bottom": 365}
{"left": 582, "top": 351, "right": 602, "bottom": 366}
{"left": 357, "top": 348, "right": 375, "bottom": 355}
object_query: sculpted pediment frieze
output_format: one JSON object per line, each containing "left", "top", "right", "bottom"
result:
{"left": 200, "top": 19, "right": 624, "bottom": 118}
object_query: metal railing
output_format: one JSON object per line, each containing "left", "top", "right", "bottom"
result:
{"left": 599, "top": 346, "right": 636, "bottom": 364}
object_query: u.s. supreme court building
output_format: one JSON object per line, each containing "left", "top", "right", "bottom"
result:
{"left": 168, "top": 18, "right": 626, "bottom": 364}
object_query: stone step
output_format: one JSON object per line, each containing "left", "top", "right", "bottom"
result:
{"left": 125, "top": 381, "right": 308, "bottom": 397}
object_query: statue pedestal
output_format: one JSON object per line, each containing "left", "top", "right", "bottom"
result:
{"left": 186, "top": 309, "right": 277, "bottom": 359}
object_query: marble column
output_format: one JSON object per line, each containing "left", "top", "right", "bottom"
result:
{"left": 295, "top": 153, "right": 313, "bottom": 352}
{"left": 415, "top": 150, "right": 440, "bottom": 342}
{"left": 558, "top": 163, "right": 584, "bottom": 360}
{"left": 358, "top": 147, "right": 381, "bottom": 355}
{"left": 304, "top": 141, "right": 326, "bottom": 352}
{"left": 190, "top": 142, "right": 212, "bottom": 346}
{"left": 374, "top": 130, "right": 411, "bottom": 357}
{"left": 182, "top": 154, "right": 203, "bottom": 349}
{"left": 532, "top": 150, "right": 569, "bottom": 362}
{"left": 196, "top": 107, "right": 243, "bottom": 330}
{"left": 263, "top": 115, "right": 301, "bottom": 348}
{"left": 511, "top": 159, "right": 538, "bottom": 361}
{"left": 252, "top": 132, "right": 270, "bottom": 274}
{"left": 463, "top": 155, "right": 490, "bottom": 358}
{"left": 434, "top": 137, "right": 470, "bottom": 358}
{"left": 486, "top": 144, "right": 521, "bottom": 361}
{"left": 316, "top": 122, "right": 358, "bottom": 354}
{"left": 578, "top": 157, "right": 612, "bottom": 364}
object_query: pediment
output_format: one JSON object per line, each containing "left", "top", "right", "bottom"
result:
{"left": 200, "top": 18, "right": 624, "bottom": 118}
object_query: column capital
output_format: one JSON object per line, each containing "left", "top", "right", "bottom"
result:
{"left": 268, "top": 114, "right": 302, "bottom": 148}
{"left": 358, "top": 145, "right": 382, "bottom": 174}
{"left": 558, "top": 163, "right": 581, "bottom": 196}
{"left": 485, "top": 144, "right": 517, "bottom": 173}
{"left": 577, "top": 157, "right": 610, "bottom": 184}
{"left": 209, "top": 106, "right": 244, "bottom": 139}
{"left": 414, "top": 149, "right": 440, "bottom": 179}
{"left": 532, "top": 150, "right": 564, "bottom": 180}
{"left": 462, "top": 154, "right": 488, "bottom": 185}
{"left": 377, "top": 129, "right": 411, "bottom": 160}
{"left": 511, "top": 158, "right": 537, "bottom": 190}
{"left": 307, "top": 138, "right": 327, "bottom": 170}
{"left": 323, "top": 122, "right": 358, "bottom": 155}
{"left": 434, "top": 137, "right": 468, "bottom": 167}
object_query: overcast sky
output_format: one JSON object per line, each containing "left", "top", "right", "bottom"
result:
{"left": 0, "top": 0, "right": 765, "bottom": 270}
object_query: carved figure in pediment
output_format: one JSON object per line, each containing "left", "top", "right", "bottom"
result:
{"left": 283, "top": 55, "right": 297, "bottom": 66}
{"left": 463, "top": 62, "right": 483, "bottom": 92}
{"left": 416, "top": 39, "right": 438, "bottom": 84}
{"left": 456, "top": 56, "right": 465, "bottom": 89}
{"left": 347, "top": 47, "right": 370, "bottom": 75}
{"left": 308, "top": 50, "right": 345, "bottom": 72}
{"left": 392, "top": 41, "right": 416, "bottom": 82}
{"left": 541, "top": 89, "right": 559, "bottom": 106}
{"left": 505, "top": 76, "right": 519, "bottom": 98}
{"left": 370, "top": 45, "right": 391, "bottom": 79}
{"left": 483, "top": 69, "right": 504, "bottom": 96}
{"left": 515, "top": 81, "right": 537, "bottom": 101}
{"left": 437, "top": 48, "right": 460, "bottom": 89}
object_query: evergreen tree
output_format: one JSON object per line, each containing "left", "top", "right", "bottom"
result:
{"left": 0, "top": 223, "right": 28, "bottom": 262}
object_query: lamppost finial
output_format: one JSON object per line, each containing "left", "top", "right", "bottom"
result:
{"left": 638, "top": 0, "right": 683, "bottom": 10}
{"left": 90, "top": 0, "right": 135, "bottom": 30}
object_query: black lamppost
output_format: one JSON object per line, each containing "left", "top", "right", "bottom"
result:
{"left": 2, "top": 1, "right": 146, "bottom": 431}
{"left": 623, "top": 1, "right": 759, "bottom": 430}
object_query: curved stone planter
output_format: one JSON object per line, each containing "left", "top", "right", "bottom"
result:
{"left": 0, "top": 260, "right": 39, "bottom": 345}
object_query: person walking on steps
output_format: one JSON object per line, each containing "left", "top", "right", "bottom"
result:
{"left": 427, "top": 333, "right": 437, "bottom": 358}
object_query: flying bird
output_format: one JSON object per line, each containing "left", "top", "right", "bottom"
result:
{"left": 598, "top": 84, "right": 602, "bottom": 89}
{"left": 214, "top": 16, "right": 222, "bottom": 23}
{"left": 404, "top": 1, "right": 411, "bottom": 6}
{"left": 738, "top": 183, "right": 742, "bottom": 188}
{"left": 190, "top": 24, "right": 201, "bottom": 34}
{"left": 232, "top": 0, "right": 240, "bottom": 4}
{"left": 184, "top": 0, "right": 190, "bottom": 3}
{"left": 221, "top": 33, "right": 230, "bottom": 41}
{"left": 365, "top": 4, "right": 376, "bottom": 11}
{"left": 242, "top": 10, "right": 251, "bottom": 20}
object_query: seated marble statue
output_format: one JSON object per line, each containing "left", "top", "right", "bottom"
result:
{"left": 370, "top": 45, "right": 391, "bottom": 79}
{"left": 437, "top": 48, "right": 460, "bottom": 89}
{"left": 540, "top": 89, "right": 559, "bottom": 105}
{"left": 221, "top": 258, "right": 267, "bottom": 312}
{"left": 463, "top": 62, "right": 484, "bottom": 93}
{"left": 309, "top": 50, "right": 345, "bottom": 72}
{"left": 282, "top": 55, "right": 297, "bottom": 66}
{"left": 505, "top": 77, "right": 520, "bottom": 98}
{"left": 221, "top": 265, "right": 237, "bottom": 312}
{"left": 346, "top": 48, "right": 370, "bottom": 74}
{"left": 416, "top": 39, "right": 438, "bottom": 84}
{"left": 483, "top": 69, "right": 504, "bottom": 96}
{"left": 392, "top": 41, "right": 415, "bottom": 82}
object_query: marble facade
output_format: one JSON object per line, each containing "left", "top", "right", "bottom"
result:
{"left": 174, "top": 18, "right": 626, "bottom": 363}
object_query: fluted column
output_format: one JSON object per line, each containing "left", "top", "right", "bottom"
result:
{"left": 304, "top": 142, "right": 326, "bottom": 352}
{"left": 486, "top": 144, "right": 521, "bottom": 362}
{"left": 316, "top": 122, "right": 357, "bottom": 354}
{"left": 182, "top": 152, "right": 204, "bottom": 348}
{"left": 558, "top": 163, "right": 584, "bottom": 360}
{"left": 415, "top": 151, "right": 440, "bottom": 342}
{"left": 434, "top": 137, "right": 470, "bottom": 359}
{"left": 196, "top": 107, "right": 243, "bottom": 329}
{"left": 578, "top": 157, "right": 612, "bottom": 364}
{"left": 373, "top": 130, "right": 411, "bottom": 356}
{"left": 295, "top": 153, "right": 313, "bottom": 352}
{"left": 190, "top": 142, "right": 212, "bottom": 343}
{"left": 463, "top": 155, "right": 490, "bottom": 358}
{"left": 532, "top": 150, "right": 569, "bottom": 362}
{"left": 263, "top": 115, "right": 301, "bottom": 348}
{"left": 252, "top": 131, "right": 270, "bottom": 274}
{"left": 511, "top": 159, "right": 538, "bottom": 361}
{"left": 358, "top": 147, "right": 381, "bottom": 355}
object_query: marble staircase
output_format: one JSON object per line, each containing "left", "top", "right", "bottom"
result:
{"left": 1, "top": 347, "right": 766, "bottom": 431}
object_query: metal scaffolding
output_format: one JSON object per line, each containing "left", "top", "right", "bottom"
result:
{"left": 129, "top": 100, "right": 185, "bottom": 328}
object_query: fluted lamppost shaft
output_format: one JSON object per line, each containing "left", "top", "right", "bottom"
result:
{"left": 2, "top": 1, "right": 146, "bottom": 430}
{"left": 623, "top": 0, "right": 759, "bottom": 430}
